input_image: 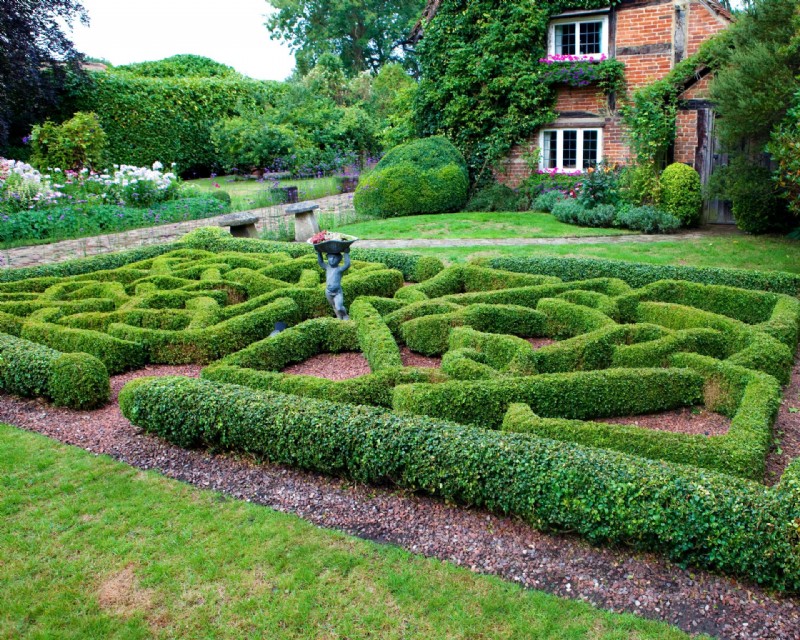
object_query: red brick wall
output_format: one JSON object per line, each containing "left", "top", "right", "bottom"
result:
{"left": 674, "top": 110, "right": 698, "bottom": 164}
{"left": 687, "top": 0, "right": 730, "bottom": 56}
{"left": 554, "top": 87, "right": 607, "bottom": 113}
{"left": 615, "top": 0, "right": 674, "bottom": 90}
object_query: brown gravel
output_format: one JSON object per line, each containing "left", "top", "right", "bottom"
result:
{"left": 527, "top": 337, "right": 558, "bottom": 349}
{"left": 596, "top": 407, "right": 731, "bottom": 436}
{"left": 2, "top": 362, "right": 800, "bottom": 639}
{"left": 400, "top": 347, "right": 442, "bottom": 368}
{"left": 282, "top": 352, "right": 371, "bottom": 380}
{"left": 765, "top": 351, "right": 800, "bottom": 485}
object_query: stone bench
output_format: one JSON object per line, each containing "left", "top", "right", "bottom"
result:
{"left": 217, "top": 213, "right": 260, "bottom": 238}
{"left": 284, "top": 202, "right": 320, "bottom": 242}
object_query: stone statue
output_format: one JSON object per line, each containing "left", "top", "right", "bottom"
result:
{"left": 317, "top": 249, "right": 351, "bottom": 320}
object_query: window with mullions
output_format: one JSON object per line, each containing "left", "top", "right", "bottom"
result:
{"left": 549, "top": 15, "right": 609, "bottom": 60}
{"left": 539, "top": 129, "right": 602, "bottom": 172}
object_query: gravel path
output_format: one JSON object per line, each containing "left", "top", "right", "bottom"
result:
{"left": 2, "top": 363, "right": 800, "bottom": 639}
{"left": 766, "top": 353, "right": 800, "bottom": 484}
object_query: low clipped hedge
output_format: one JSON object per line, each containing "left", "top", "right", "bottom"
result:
{"left": 108, "top": 298, "right": 299, "bottom": 364}
{"left": 119, "top": 376, "right": 800, "bottom": 592}
{"left": 202, "top": 363, "right": 444, "bottom": 408}
{"left": 0, "top": 332, "right": 109, "bottom": 409}
{"left": 353, "top": 137, "right": 469, "bottom": 218}
{"left": 350, "top": 300, "right": 402, "bottom": 371}
{"left": 179, "top": 227, "right": 443, "bottom": 282}
{"left": 502, "top": 354, "right": 780, "bottom": 480}
{"left": 393, "top": 367, "right": 704, "bottom": 428}
{"left": 401, "top": 304, "right": 546, "bottom": 356}
{"left": 486, "top": 256, "right": 800, "bottom": 296}
{"left": 20, "top": 321, "right": 146, "bottom": 375}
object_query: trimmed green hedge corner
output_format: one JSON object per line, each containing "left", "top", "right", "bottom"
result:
{"left": 119, "top": 376, "right": 800, "bottom": 593}
{"left": 353, "top": 137, "right": 469, "bottom": 218}
{"left": 0, "top": 332, "right": 109, "bottom": 409}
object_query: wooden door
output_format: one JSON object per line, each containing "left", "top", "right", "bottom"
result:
{"left": 696, "top": 109, "right": 734, "bottom": 224}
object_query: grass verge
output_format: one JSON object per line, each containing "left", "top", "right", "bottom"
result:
{"left": 185, "top": 175, "right": 343, "bottom": 211}
{"left": 0, "top": 423, "right": 692, "bottom": 640}
{"left": 409, "top": 235, "right": 800, "bottom": 273}
{"left": 333, "top": 211, "right": 637, "bottom": 240}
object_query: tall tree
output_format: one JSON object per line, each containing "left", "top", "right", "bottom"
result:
{"left": 0, "top": 0, "right": 89, "bottom": 153}
{"left": 265, "top": 0, "right": 425, "bottom": 76}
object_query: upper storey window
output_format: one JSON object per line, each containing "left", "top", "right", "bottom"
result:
{"left": 548, "top": 15, "right": 609, "bottom": 61}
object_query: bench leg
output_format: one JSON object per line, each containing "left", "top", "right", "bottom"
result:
{"left": 294, "top": 212, "right": 320, "bottom": 242}
{"left": 230, "top": 223, "right": 259, "bottom": 238}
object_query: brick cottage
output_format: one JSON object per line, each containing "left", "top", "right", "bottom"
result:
{"left": 413, "top": 0, "right": 734, "bottom": 221}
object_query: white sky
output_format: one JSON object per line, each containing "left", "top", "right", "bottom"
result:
{"left": 69, "top": 0, "right": 296, "bottom": 81}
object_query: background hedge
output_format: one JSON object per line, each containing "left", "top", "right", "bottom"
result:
{"left": 486, "top": 256, "right": 800, "bottom": 296}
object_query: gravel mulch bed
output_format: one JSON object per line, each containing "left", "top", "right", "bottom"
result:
{"left": 282, "top": 352, "right": 371, "bottom": 380}
{"left": 596, "top": 407, "right": 731, "bottom": 436}
{"left": 2, "top": 364, "right": 800, "bottom": 639}
{"left": 765, "top": 352, "right": 800, "bottom": 485}
{"left": 400, "top": 347, "right": 442, "bottom": 368}
{"left": 527, "top": 337, "right": 558, "bottom": 349}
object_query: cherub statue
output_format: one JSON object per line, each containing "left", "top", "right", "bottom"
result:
{"left": 316, "top": 249, "right": 351, "bottom": 320}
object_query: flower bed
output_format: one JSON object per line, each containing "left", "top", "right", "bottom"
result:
{"left": 1, "top": 231, "right": 799, "bottom": 590}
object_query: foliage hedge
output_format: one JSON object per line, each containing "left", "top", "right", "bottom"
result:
{"left": 353, "top": 137, "right": 469, "bottom": 218}
{"left": 0, "top": 332, "right": 108, "bottom": 409}
{"left": 119, "top": 376, "right": 800, "bottom": 592}
{"left": 78, "top": 71, "right": 280, "bottom": 172}
{"left": 486, "top": 255, "right": 800, "bottom": 296}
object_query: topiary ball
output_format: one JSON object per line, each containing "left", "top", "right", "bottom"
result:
{"left": 659, "top": 163, "right": 702, "bottom": 227}
{"left": 353, "top": 136, "right": 469, "bottom": 218}
{"left": 49, "top": 352, "right": 110, "bottom": 409}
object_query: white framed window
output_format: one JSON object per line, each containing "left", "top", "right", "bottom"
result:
{"left": 548, "top": 15, "right": 609, "bottom": 60}
{"left": 539, "top": 128, "right": 603, "bottom": 171}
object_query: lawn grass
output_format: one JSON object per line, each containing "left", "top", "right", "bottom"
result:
{"left": 185, "top": 175, "right": 343, "bottom": 211}
{"left": 334, "top": 211, "right": 637, "bottom": 239}
{"left": 410, "top": 235, "right": 800, "bottom": 273}
{"left": 0, "top": 423, "right": 693, "bottom": 640}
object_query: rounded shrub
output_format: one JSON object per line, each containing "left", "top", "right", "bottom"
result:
{"left": 209, "top": 190, "right": 232, "bottom": 206}
{"left": 49, "top": 353, "right": 110, "bottom": 409}
{"left": 353, "top": 136, "right": 469, "bottom": 218}
{"left": 551, "top": 199, "right": 586, "bottom": 224}
{"left": 659, "top": 163, "right": 702, "bottom": 227}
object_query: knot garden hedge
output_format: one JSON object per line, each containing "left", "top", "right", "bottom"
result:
{"left": 2, "top": 227, "right": 800, "bottom": 591}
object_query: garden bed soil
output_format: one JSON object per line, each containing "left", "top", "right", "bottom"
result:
{"left": 596, "top": 407, "right": 731, "bottom": 437}
{"left": 527, "top": 337, "right": 558, "bottom": 349}
{"left": 2, "top": 360, "right": 800, "bottom": 639}
{"left": 282, "top": 348, "right": 441, "bottom": 379}
{"left": 765, "top": 352, "right": 800, "bottom": 485}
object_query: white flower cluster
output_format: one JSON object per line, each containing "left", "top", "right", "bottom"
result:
{"left": 1, "top": 158, "right": 178, "bottom": 210}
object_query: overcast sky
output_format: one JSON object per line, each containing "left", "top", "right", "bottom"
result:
{"left": 69, "top": 0, "right": 296, "bottom": 81}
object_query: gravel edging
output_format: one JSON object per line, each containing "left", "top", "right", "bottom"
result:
{"left": 2, "top": 363, "right": 799, "bottom": 639}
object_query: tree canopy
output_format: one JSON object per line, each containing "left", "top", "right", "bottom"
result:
{"left": 0, "top": 0, "right": 89, "bottom": 153}
{"left": 265, "top": 0, "right": 426, "bottom": 76}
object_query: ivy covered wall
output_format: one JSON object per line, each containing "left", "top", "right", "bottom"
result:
{"left": 413, "top": 0, "right": 624, "bottom": 184}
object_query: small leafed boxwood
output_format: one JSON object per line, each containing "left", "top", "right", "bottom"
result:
{"left": 0, "top": 332, "right": 109, "bottom": 408}
{"left": 119, "top": 376, "right": 800, "bottom": 593}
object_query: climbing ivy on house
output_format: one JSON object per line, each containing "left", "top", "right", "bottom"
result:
{"left": 413, "top": 0, "right": 624, "bottom": 185}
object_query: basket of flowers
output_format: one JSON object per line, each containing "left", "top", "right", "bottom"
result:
{"left": 308, "top": 230, "right": 358, "bottom": 253}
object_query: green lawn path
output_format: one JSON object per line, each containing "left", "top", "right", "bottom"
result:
{"left": 409, "top": 235, "right": 800, "bottom": 274}
{"left": 0, "top": 423, "right": 693, "bottom": 640}
{"left": 335, "top": 211, "right": 637, "bottom": 240}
